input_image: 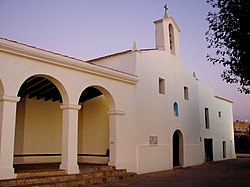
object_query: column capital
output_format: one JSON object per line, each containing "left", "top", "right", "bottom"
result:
{"left": 60, "top": 104, "right": 81, "bottom": 110}
{"left": 108, "top": 109, "right": 125, "bottom": 116}
{"left": 0, "top": 95, "right": 20, "bottom": 102}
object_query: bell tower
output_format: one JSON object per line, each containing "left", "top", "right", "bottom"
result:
{"left": 154, "top": 4, "right": 180, "bottom": 57}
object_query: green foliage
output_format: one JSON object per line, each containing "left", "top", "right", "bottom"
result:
{"left": 206, "top": 0, "right": 250, "bottom": 94}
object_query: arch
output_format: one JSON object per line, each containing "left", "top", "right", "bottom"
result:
{"left": 173, "top": 102, "right": 179, "bottom": 117}
{"left": 18, "top": 75, "right": 63, "bottom": 102}
{"left": 91, "top": 85, "right": 115, "bottom": 110}
{"left": 172, "top": 130, "right": 183, "bottom": 167}
{"left": 169, "top": 23, "right": 175, "bottom": 54}
{"left": 14, "top": 75, "right": 64, "bottom": 166}
{"left": 14, "top": 70, "right": 69, "bottom": 104}
{"left": 75, "top": 83, "right": 116, "bottom": 110}
{"left": 77, "top": 85, "right": 115, "bottom": 165}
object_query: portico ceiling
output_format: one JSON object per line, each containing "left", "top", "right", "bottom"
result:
{"left": 18, "top": 76, "right": 102, "bottom": 103}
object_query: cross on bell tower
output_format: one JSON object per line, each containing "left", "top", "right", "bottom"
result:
{"left": 163, "top": 4, "right": 168, "bottom": 18}
{"left": 154, "top": 2, "right": 180, "bottom": 56}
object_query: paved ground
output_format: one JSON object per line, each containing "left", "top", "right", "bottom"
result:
{"left": 87, "top": 158, "right": 250, "bottom": 187}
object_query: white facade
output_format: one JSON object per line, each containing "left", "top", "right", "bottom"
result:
{"left": 0, "top": 13, "right": 235, "bottom": 179}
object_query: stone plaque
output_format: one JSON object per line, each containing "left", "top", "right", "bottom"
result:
{"left": 149, "top": 136, "right": 158, "bottom": 145}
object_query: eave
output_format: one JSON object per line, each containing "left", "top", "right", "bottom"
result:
{"left": 0, "top": 38, "right": 138, "bottom": 85}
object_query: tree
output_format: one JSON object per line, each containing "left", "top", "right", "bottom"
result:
{"left": 206, "top": 0, "right": 250, "bottom": 94}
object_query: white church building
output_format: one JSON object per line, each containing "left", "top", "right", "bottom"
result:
{"left": 0, "top": 10, "right": 235, "bottom": 179}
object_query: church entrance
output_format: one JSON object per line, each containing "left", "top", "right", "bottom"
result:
{"left": 173, "top": 130, "right": 183, "bottom": 167}
{"left": 78, "top": 86, "right": 110, "bottom": 165}
{"left": 204, "top": 138, "right": 213, "bottom": 162}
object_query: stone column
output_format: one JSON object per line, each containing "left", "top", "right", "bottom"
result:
{"left": 107, "top": 109, "right": 125, "bottom": 169}
{"left": 0, "top": 95, "right": 20, "bottom": 179}
{"left": 60, "top": 104, "right": 81, "bottom": 174}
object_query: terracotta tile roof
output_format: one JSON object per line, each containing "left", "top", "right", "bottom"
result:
{"left": 0, "top": 37, "right": 88, "bottom": 63}
{"left": 87, "top": 48, "right": 156, "bottom": 63}
{"left": 0, "top": 38, "right": 138, "bottom": 77}
{"left": 87, "top": 50, "right": 132, "bottom": 62}
{"left": 1, "top": 38, "right": 156, "bottom": 64}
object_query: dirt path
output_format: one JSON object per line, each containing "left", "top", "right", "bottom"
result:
{"left": 86, "top": 158, "right": 250, "bottom": 187}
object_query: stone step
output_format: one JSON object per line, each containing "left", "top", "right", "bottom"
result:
{"left": 26, "top": 172, "right": 136, "bottom": 187}
{"left": 16, "top": 170, "right": 67, "bottom": 179}
{"left": 79, "top": 165, "right": 116, "bottom": 173}
{"left": 0, "top": 167, "right": 137, "bottom": 186}
{"left": 0, "top": 174, "right": 77, "bottom": 186}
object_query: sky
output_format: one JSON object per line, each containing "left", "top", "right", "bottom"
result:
{"left": 0, "top": 0, "right": 249, "bottom": 121}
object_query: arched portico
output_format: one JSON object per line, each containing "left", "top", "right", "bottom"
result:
{"left": 172, "top": 130, "right": 184, "bottom": 167}
{"left": 14, "top": 75, "right": 64, "bottom": 166}
{"left": 0, "top": 72, "right": 81, "bottom": 179}
{"left": 14, "top": 73, "right": 81, "bottom": 175}
{"left": 76, "top": 84, "right": 121, "bottom": 168}
{"left": 78, "top": 86, "right": 110, "bottom": 164}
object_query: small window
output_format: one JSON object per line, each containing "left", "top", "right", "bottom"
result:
{"left": 205, "top": 108, "right": 210, "bottom": 129}
{"left": 222, "top": 141, "right": 226, "bottom": 158}
{"left": 218, "top": 111, "right": 221, "bottom": 118}
{"left": 159, "top": 78, "right": 165, "bottom": 94}
{"left": 169, "top": 24, "right": 175, "bottom": 55}
{"left": 173, "top": 102, "right": 179, "bottom": 117}
{"left": 184, "top": 86, "right": 189, "bottom": 100}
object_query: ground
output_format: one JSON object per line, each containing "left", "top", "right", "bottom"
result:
{"left": 87, "top": 157, "right": 250, "bottom": 187}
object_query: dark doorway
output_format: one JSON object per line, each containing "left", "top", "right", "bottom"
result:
{"left": 204, "top": 138, "right": 213, "bottom": 162}
{"left": 173, "top": 130, "right": 183, "bottom": 167}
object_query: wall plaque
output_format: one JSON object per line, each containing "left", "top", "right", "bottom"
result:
{"left": 149, "top": 136, "right": 158, "bottom": 145}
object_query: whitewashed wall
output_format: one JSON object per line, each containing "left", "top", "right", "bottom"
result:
{"left": 0, "top": 12, "right": 235, "bottom": 179}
